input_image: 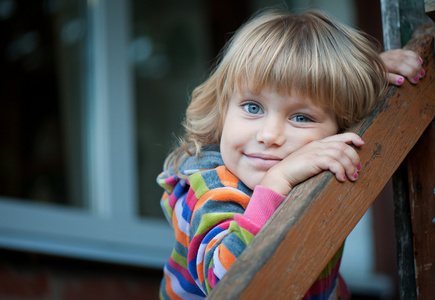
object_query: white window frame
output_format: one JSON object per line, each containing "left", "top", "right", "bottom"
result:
{"left": 0, "top": 0, "right": 174, "bottom": 268}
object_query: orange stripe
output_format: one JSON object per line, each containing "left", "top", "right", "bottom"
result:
{"left": 172, "top": 213, "right": 190, "bottom": 249}
{"left": 164, "top": 272, "right": 183, "bottom": 300}
{"left": 216, "top": 166, "right": 239, "bottom": 188}
{"left": 197, "top": 260, "right": 205, "bottom": 284}
{"left": 219, "top": 244, "right": 237, "bottom": 270}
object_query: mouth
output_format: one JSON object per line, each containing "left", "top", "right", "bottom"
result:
{"left": 244, "top": 153, "right": 282, "bottom": 168}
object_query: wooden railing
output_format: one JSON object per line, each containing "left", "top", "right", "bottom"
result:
{"left": 207, "top": 23, "right": 435, "bottom": 300}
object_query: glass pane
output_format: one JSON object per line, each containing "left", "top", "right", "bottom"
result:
{"left": 0, "top": 0, "right": 87, "bottom": 207}
{"left": 132, "top": 1, "right": 209, "bottom": 218}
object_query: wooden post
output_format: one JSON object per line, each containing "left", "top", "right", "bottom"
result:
{"left": 392, "top": 23, "right": 435, "bottom": 299}
{"left": 207, "top": 25, "right": 435, "bottom": 300}
{"left": 406, "top": 121, "right": 435, "bottom": 299}
{"left": 392, "top": 162, "right": 417, "bottom": 300}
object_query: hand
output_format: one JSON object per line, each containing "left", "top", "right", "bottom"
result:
{"left": 380, "top": 49, "right": 424, "bottom": 86}
{"left": 260, "top": 133, "right": 364, "bottom": 195}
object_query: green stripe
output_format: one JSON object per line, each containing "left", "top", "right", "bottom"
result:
{"left": 196, "top": 212, "right": 235, "bottom": 235}
{"left": 189, "top": 172, "right": 209, "bottom": 199}
{"left": 229, "top": 221, "right": 255, "bottom": 245}
{"left": 157, "top": 178, "right": 174, "bottom": 194}
{"left": 161, "top": 199, "right": 173, "bottom": 220}
{"left": 171, "top": 249, "right": 187, "bottom": 268}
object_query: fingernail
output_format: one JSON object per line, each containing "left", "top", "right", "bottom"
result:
{"left": 357, "top": 164, "right": 362, "bottom": 171}
{"left": 420, "top": 70, "right": 425, "bottom": 77}
{"left": 360, "top": 138, "right": 364, "bottom": 142}
{"left": 414, "top": 76, "right": 419, "bottom": 82}
{"left": 343, "top": 175, "right": 347, "bottom": 180}
{"left": 418, "top": 57, "right": 423, "bottom": 64}
{"left": 397, "top": 77, "right": 404, "bottom": 85}
{"left": 354, "top": 173, "right": 358, "bottom": 179}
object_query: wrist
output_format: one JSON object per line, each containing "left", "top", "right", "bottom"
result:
{"left": 260, "top": 172, "right": 292, "bottom": 196}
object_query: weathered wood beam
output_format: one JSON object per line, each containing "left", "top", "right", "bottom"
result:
{"left": 381, "top": 0, "right": 401, "bottom": 50}
{"left": 425, "top": 0, "right": 435, "bottom": 20}
{"left": 207, "top": 24, "right": 435, "bottom": 300}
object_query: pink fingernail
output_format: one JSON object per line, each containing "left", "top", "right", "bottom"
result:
{"left": 354, "top": 173, "right": 358, "bottom": 179}
{"left": 420, "top": 70, "right": 425, "bottom": 77}
{"left": 414, "top": 76, "right": 419, "bottom": 82}
{"left": 343, "top": 175, "right": 347, "bottom": 180}
{"left": 418, "top": 57, "right": 423, "bottom": 64}
{"left": 397, "top": 77, "right": 404, "bottom": 85}
{"left": 360, "top": 138, "right": 364, "bottom": 142}
{"left": 357, "top": 164, "right": 362, "bottom": 171}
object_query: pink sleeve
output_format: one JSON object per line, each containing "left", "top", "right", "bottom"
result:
{"left": 234, "top": 185, "right": 286, "bottom": 235}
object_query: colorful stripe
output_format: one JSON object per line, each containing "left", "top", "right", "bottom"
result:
{"left": 157, "top": 150, "right": 348, "bottom": 299}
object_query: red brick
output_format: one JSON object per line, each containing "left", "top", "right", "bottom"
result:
{"left": 0, "top": 265, "right": 50, "bottom": 298}
{"left": 63, "top": 276, "right": 160, "bottom": 300}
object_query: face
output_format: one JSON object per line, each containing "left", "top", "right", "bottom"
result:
{"left": 220, "top": 88, "right": 339, "bottom": 190}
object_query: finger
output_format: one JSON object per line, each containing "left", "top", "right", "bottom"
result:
{"left": 406, "top": 68, "right": 425, "bottom": 85}
{"left": 389, "top": 70, "right": 424, "bottom": 85}
{"left": 391, "top": 62, "right": 421, "bottom": 84}
{"left": 309, "top": 142, "right": 361, "bottom": 177}
{"left": 320, "top": 133, "right": 365, "bottom": 147}
{"left": 327, "top": 144, "right": 361, "bottom": 173}
{"left": 388, "top": 74, "right": 405, "bottom": 86}
{"left": 380, "top": 50, "right": 424, "bottom": 84}
{"left": 315, "top": 155, "right": 359, "bottom": 182}
{"left": 381, "top": 49, "right": 421, "bottom": 66}
{"left": 329, "top": 157, "right": 360, "bottom": 182}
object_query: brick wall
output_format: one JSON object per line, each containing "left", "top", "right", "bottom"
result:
{"left": 0, "top": 249, "right": 162, "bottom": 300}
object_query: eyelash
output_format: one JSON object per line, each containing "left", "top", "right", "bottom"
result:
{"left": 291, "top": 114, "right": 314, "bottom": 123}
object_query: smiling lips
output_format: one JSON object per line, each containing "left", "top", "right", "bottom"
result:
{"left": 244, "top": 153, "right": 282, "bottom": 169}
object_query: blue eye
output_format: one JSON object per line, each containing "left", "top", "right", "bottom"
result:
{"left": 244, "top": 103, "right": 262, "bottom": 114}
{"left": 292, "top": 115, "right": 311, "bottom": 122}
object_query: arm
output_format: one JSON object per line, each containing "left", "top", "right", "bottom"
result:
{"left": 187, "top": 167, "right": 285, "bottom": 294}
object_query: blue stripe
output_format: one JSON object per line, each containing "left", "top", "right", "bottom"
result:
{"left": 181, "top": 193, "right": 193, "bottom": 223}
{"left": 166, "top": 262, "right": 205, "bottom": 297}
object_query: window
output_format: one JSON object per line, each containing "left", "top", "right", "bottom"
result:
{"left": 0, "top": 0, "right": 87, "bottom": 208}
{"left": 0, "top": 0, "right": 173, "bottom": 268}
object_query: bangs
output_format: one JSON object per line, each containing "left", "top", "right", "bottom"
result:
{"left": 215, "top": 10, "right": 386, "bottom": 128}
{"left": 224, "top": 12, "right": 335, "bottom": 107}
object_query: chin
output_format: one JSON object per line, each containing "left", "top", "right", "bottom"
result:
{"left": 242, "top": 177, "right": 262, "bottom": 191}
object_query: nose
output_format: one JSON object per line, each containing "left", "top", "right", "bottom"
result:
{"left": 256, "top": 117, "right": 286, "bottom": 147}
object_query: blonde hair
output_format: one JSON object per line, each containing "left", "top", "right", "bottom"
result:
{"left": 165, "top": 9, "right": 387, "bottom": 175}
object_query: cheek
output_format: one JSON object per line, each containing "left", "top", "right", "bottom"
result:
{"left": 220, "top": 115, "right": 244, "bottom": 148}
{"left": 220, "top": 130, "right": 237, "bottom": 157}
{"left": 220, "top": 125, "right": 246, "bottom": 169}
{"left": 219, "top": 124, "right": 234, "bottom": 163}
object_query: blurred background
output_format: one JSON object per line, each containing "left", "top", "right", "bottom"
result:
{"left": 0, "top": 0, "right": 403, "bottom": 299}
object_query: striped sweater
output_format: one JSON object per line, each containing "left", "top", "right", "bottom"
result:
{"left": 157, "top": 146, "right": 350, "bottom": 299}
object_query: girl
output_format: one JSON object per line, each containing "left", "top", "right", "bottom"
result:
{"left": 157, "top": 9, "right": 424, "bottom": 300}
